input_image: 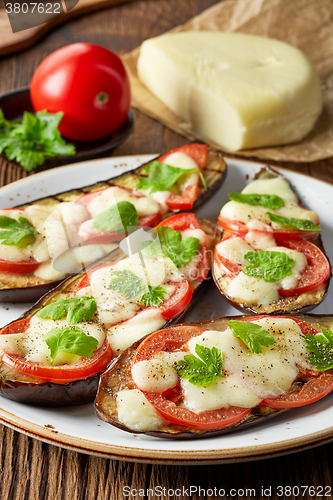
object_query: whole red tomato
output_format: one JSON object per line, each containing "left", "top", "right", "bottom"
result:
{"left": 30, "top": 43, "right": 131, "bottom": 141}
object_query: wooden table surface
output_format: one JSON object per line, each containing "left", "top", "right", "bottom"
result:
{"left": 1, "top": 1, "right": 333, "bottom": 499}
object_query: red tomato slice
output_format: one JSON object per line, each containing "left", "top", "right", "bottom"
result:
{"left": 277, "top": 239, "right": 331, "bottom": 296}
{"left": 160, "top": 279, "right": 192, "bottom": 320}
{"left": 132, "top": 325, "right": 252, "bottom": 430}
{"left": 214, "top": 235, "right": 330, "bottom": 296}
{"left": 217, "top": 215, "right": 320, "bottom": 240}
{"left": 157, "top": 213, "right": 201, "bottom": 231}
{"left": 159, "top": 144, "right": 208, "bottom": 171}
{"left": 0, "top": 318, "right": 113, "bottom": 384}
{"left": 0, "top": 259, "right": 41, "bottom": 274}
{"left": 262, "top": 372, "right": 333, "bottom": 408}
{"left": 166, "top": 184, "right": 199, "bottom": 211}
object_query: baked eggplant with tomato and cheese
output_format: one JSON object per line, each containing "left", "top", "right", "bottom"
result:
{"left": 214, "top": 165, "right": 330, "bottom": 314}
{"left": 0, "top": 144, "right": 226, "bottom": 302}
{"left": 95, "top": 314, "right": 333, "bottom": 438}
{"left": 0, "top": 213, "right": 219, "bottom": 406}
{"left": 218, "top": 166, "right": 321, "bottom": 240}
{"left": 213, "top": 234, "right": 330, "bottom": 314}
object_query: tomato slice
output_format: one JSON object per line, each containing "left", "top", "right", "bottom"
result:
{"left": 157, "top": 213, "right": 201, "bottom": 231}
{"left": 165, "top": 185, "right": 199, "bottom": 211}
{"left": 0, "top": 259, "right": 41, "bottom": 274}
{"left": 217, "top": 215, "right": 320, "bottom": 240}
{"left": 159, "top": 144, "right": 208, "bottom": 171}
{"left": 132, "top": 325, "right": 251, "bottom": 430}
{"left": 160, "top": 279, "right": 192, "bottom": 320}
{"left": 277, "top": 239, "right": 331, "bottom": 296}
{"left": 262, "top": 372, "right": 333, "bottom": 408}
{"left": 0, "top": 318, "right": 113, "bottom": 384}
{"left": 214, "top": 235, "right": 330, "bottom": 296}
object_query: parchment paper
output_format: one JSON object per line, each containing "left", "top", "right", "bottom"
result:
{"left": 123, "top": 0, "right": 333, "bottom": 162}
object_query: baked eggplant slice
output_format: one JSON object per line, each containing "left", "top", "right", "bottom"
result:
{"left": 213, "top": 166, "right": 330, "bottom": 314}
{"left": 0, "top": 215, "right": 220, "bottom": 406}
{"left": 95, "top": 314, "right": 333, "bottom": 439}
{"left": 0, "top": 144, "right": 226, "bottom": 303}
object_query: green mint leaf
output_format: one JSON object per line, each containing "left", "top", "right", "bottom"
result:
{"left": 228, "top": 320, "right": 276, "bottom": 354}
{"left": 141, "top": 285, "right": 166, "bottom": 307}
{"left": 0, "top": 215, "right": 36, "bottom": 247}
{"left": 228, "top": 193, "right": 284, "bottom": 209}
{"left": 268, "top": 212, "right": 322, "bottom": 232}
{"left": 0, "top": 109, "right": 75, "bottom": 171}
{"left": 136, "top": 160, "right": 205, "bottom": 193}
{"left": 43, "top": 326, "right": 99, "bottom": 364}
{"left": 36, "top": 297, "right": 97, "bottom": 325}
{"left": 108, "top": 270, "right": 145, "bottom": 299}
{"left": 174, "top": 344, "right": 224, "bottom": 386}
{"left": 243, "top": 250, "right": 295, "bottom": 283}
{"left": 142, "top": 226, "right": 201, "bottom": 268}
{"left": 92, "top": 201, "right": 138, "bottom": 234}
{"left": 305, "top": 329, "right": 333, "bottom": 371}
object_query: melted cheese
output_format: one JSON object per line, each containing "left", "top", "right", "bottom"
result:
{"left": 131, "top": 351, "right": 185, "bottom": 392}
{"left": 0, "top": 316, "right": 105, "bottom": 367}
{"left": 115, "top": 389, "right": 166, "bottom": 431}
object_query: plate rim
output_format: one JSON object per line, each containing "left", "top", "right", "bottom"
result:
{"left": 0, "top": 154, "right": 332, "bottom": 464}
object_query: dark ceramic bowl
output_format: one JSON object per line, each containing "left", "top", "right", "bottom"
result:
{"left": 0, "top": 87, "right": 134, "bottom": 171}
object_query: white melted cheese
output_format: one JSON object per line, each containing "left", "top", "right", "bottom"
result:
{"left": 0, "top": 315, "right": 105, "bottom": 367}
{"left": 181, "top": 317, "right": 315, "bottom": 411}
{"left": 131, "top": 351, "right": 185, "bottom": 393}
{"left": 220, "top": 176, "right": 319, "bottom": 228}
{"left": 87, "top": 186, "right": 160, "bottom": 218}
{"left": 115, "top": 389, "right": 166, "bottom": 431}
{"left": 216, "top": 236, "right": 308, "bottom": 306}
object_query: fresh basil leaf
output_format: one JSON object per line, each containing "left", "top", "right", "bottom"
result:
{"left": 173, "top": 344, "right": 224, "bottom": 386}
{"left": 228, "top": 192, "right": 284, "bottom": 210}
{"left": 36, "top": 297, "right": 97, "bottom": 325}
{"left": 0, "top": 109, "right": 75, "bottom": 172}
{"left": 44, "top": 326, "right": 99, "bottom": 364}
{"left": 243, "top": 250, "right": 295, "bottom": 283}
{"left": 93, "top": 201, "right": 138, "bottom": 234}
{"left": 136, "top": 160, "right": 206, "bottom": 193}
{"left": 305, "top": 329, "right": 333, "bottom": 371}
{"left": 268, "top": 212, "right": 321, "bottom": 232}
{"left": 228, "top": 320, "right": 276, "bottom": 354}
{"left": 0, "top": 215, "right": 36, "bottom": 247}
{"left": 141, "top": 285, "right": 166, "bottom": 307}
{"left": 142, "top": 226, "right": 201, "bottom": 268}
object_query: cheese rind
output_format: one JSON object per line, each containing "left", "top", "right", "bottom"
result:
{"left": 137, "top": 32, "right": 322, "bottom": 151}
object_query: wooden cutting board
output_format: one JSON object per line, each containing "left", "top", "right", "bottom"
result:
{"left": 0, "top": 0, "right": 132, "bottom": 57}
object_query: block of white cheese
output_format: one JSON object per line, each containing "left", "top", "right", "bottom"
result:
{"left": 137, "top": 32, "right": 322, "bottom": 151}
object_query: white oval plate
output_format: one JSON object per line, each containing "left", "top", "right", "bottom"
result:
{"left": 0, "top": 155, "right": 332, "bottom": 464}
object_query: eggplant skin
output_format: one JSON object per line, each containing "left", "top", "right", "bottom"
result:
{"left": 0, "top": 147, "right": 226, "bottom": 303}
{"left": 95, "top": 313, "right": 333, "bottom": 439}
{"left": 0, "top": 373, "right": 99, "bottom": 407}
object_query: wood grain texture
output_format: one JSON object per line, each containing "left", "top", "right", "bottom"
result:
{"left": 1, "top": 1, "right": 333, "bottom": 499}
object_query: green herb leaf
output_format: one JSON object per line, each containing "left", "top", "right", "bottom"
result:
{"left": 0, "top": 215, "right": 36, "bottom": 247}
{"left": 107, "top": 270, "right": 145, "bottom": 299}
{"left": 0, "top": 109, "right": 75, "bottom": 171}
{"left": 243, "top": 250, "right": 295, "bottom": 283}
{"left": 305, "top": 329, "right": 333, "bottom": 371}
{"left": 108, "top": 270, "right": 167, "bottom": 307}
{"left": 268, "top": 212, "right": 321, "bottom": 232}
{"left": 36, "top": 297, "right": 97, "bottom": 325}
{"left": 136, "top": 160, "right": 206, "bottom": 193}
{"left": 173, "top": 344, "right": 224, "bottom": 386}
{"left": 44, "top": 326, "right": 99, "bottom": 364}
{"left": 92, "top": 201, "right": 138, "bottom": 234}
{"left": 228, "top": 320, "right": 276, "bottom": 354}
{"left": 142, "top": 226, "right": 201, "bottom": 268}
{"left": 228, "top": 192, "right": 284, "bottom": 209}
{"left": 141, "top": 285, "right": 166, "bottom": 307}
